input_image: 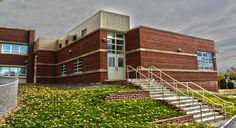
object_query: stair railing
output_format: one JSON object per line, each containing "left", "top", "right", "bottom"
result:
{"left": 149, "top": 66, "right": 232, "bottom": 119}
{"left": 137, "top": 66, "right": 224, "bottom": 122}
{"left": 180, "top": 81, "right": 234, "bottom": 117}
{"left": 126, "top": 65, "right": 153, "bottom": 88}
{"left": 137, "top": 66, "right": 215, "bottom": 122}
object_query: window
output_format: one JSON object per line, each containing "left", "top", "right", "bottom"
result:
{"left": 107, "top": 32, "right": 125, "bottom": 54}
{"left": 118, "top": 58, "right": 124, "bottom": 67}
{"left": 60, "top": 64, "right": 67, "bottom": 75}
{"left": 65, "top": 40, "right": 69, "bottom": 45}
{"left": 73, "top": 59, "right": 82, "bottom": 73}
{"left": 0, "top": 67, "right": 26, "bottom": 76}
{"left": 109, "top": 57, "right": 115, "bottom": 67}
{"left": 73, "top": 35, "right": 77, "bottom": 41}
{"left": 197, "top": 51, "right": 214, "bottom": 70}
{"left": 1, "top": 43, "right": 28, "bottom": 55}
{"left": 81, "top": 29, "right": 87, "bottom": 36}
{"left": 59, "top": 44, "right": 62, "bottom": 48}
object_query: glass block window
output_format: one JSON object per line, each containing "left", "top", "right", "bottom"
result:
{"left": 197, "top": 51, "right": 214, "bottom": 70}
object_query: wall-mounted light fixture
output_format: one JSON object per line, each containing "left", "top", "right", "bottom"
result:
{"left": 102, "top": 37, "right": 107, "bottom": 42}
{"left": 69, "top": 50, "right": 72, "bottom": 53}
{"left": 177, "top": 48, "right": 182, "bottom": 52}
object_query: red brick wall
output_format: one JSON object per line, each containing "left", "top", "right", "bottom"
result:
{"left": 35, "top": 51, "right": 57, "bottom": 83}
{"left": 27, "top": 30, "right": 36, "bottom": 83}
{"left": 0, "top": 27, "right": 30, "bottom": 43}
{"left": 52, "top": 30, "right": 108, "bottom": 84}
{"left": 105, "top": 91, "right": 150, "bottom": 101}
{"left": 125, "top": 26, "right": 218, "bottom": 92}
{"left": 140, "top": 52, "right": 197, "bottom": 69}
{"left": 36, "top": 51, "right": 57, "bottom": 64}
{"left": 56, "top": 72, "right": 104, "bottom": 84}
{"left": 0, "top": 54, "right": 27, "bottom": 65}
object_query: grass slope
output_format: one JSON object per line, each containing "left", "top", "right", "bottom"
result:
{"left": 2, "top": 85, "right": 214, "bottom": 128}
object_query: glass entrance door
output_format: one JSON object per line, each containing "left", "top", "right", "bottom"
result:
{"left": 107, "top": 32, "right": 125, "bottom": 80}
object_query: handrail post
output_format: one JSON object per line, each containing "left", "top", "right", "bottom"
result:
{"left": 200, "top": 104, "right": 203, "bottom": 123}
{"left": 126, "top": 66, "right": 129, "bottom": 80}
{"left": 162, "top": 82, "right": 164, "bottom": 100}
{"left": 214, "top": 104, "right": 216, "bottom": 121}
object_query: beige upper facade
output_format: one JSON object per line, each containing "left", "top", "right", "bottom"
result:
{"left": 35, "top": 10, "right": 130, "bottom": 52}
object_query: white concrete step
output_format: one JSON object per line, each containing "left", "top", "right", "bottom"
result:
{"left": 194, "top": 111, "right": 221, "bottom": 119}
{"left": 186, "top": 108, "right": 214, "bottom": 115}
{"left": 150, "top": 93, "right": 177, "bottom": 98}
{"left": 171, "top": 99, "right": 198, "bottom": 105}
{"left": 182, "top": 105, "right": 209, "bottom": 111}
{"left": 149, "top": 90, "right": 174, "bottom": 94}
{"left": 195, "top": 115, "right": 225, "bottom": 123}
{"left": 178, "top": 102, "right": 203, "bottom": 107}
{"left": 153, "top": 96, "right": 190, "bottom": 101}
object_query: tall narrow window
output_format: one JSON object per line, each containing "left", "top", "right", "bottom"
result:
{"left": 60, "top": 64, "right": 67, "bottom": 75}
{"left": 81, "top": 29, "right": 87, "bottom": 36}
{"left": 73, "top": 59, "right": 82, "bottom": 73}
{"left": 197, "top": 51, "right": 214, "bottom": 70}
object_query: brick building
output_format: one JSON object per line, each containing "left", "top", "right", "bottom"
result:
{"left": 0, "top": 10, "right": 218, "bottom": 91}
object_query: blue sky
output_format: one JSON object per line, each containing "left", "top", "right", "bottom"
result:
{"left": 0, "top": 0, "right": 236, "bottom": 72}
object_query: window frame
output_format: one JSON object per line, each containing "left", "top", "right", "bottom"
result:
{"left": 197, "top": 51, "right": 214, "bottom": 70}
{"left": 0, "top": 67, "right": 27, "bottom": 77}
{"left": 60, "top": 64, "right": 67, "bottom": 76}
{"left": 73, "top": 59, "right": 82, "bottom": 74}
{"left": 1, "top": 43, "right": 28, "bottom": 55}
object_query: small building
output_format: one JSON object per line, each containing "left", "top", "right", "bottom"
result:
{"left": 0, "top": 10, "right": 218, "bottom": 92}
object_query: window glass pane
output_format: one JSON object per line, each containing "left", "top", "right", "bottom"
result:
{"left": 19, "top": 67, "right": 26, "bottom": 76}
{"left": 109, "top": 57, "right": 115, "bottom": 67}
{"left": 12, "top": 45, "right": 19, "bottom": 54}
{"left": 9, "top": 67, "right": 18, "bottom": 76}
{"left": 20, "top": 45, "right": 28, "bottom": 55}
{"left": 108, "top": 32, "right": 115, "bottom": 38}
{"left": 117, "top": 40, "right": 124, "bottom": 45}
{"left": 118, "top": 58, "right": 124, "bottom": 67}
{"left": 116, "top": 34, "right": 124, "bottom": 39}
{"left": 2, "top": 44, "right": 10, "bottom": 53}
{"left": 197, "top": 51, "right": 214, "bottom": 70}
{"left": 0, "top": 67, "right": 9, "bottom": 76}
{"left": 117, "top": 46, "right": 123, "bottom": 51}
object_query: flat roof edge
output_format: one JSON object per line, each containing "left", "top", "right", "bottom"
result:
{"left": 134, "top": 25, "right": 214, "bottom": 42}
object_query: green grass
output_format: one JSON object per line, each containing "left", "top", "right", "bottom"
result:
{"left": 1, "top": 85, "right": 214, "bottom": 127}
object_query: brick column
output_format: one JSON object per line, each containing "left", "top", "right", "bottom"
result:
{"left": 27, "top": 30, "right": 35, "bottom": 83}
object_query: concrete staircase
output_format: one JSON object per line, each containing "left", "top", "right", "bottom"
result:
{"left": 129, "top": 79, "right": 225, "bottom": 123}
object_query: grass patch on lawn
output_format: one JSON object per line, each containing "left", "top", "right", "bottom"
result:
{"left": 2, "top": 85, "right": 187, "bottom": 127}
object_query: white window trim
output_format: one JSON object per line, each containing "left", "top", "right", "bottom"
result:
{"left": 73, "top": 59, "right": 82, "bottom": 74}
{"left": 60, "top": 64, "right": 67, "bottom": 76}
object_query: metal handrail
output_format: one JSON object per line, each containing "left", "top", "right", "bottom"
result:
{"left": 136, "top": 66, "right": 213, "bottom": 122}
{"left": 137, "top": 66, "right": 227, "bottom": 121}
{"left": 148, "top": 66, "right": 232, "bottom": 118}
{"left": 180, "top": 82, "right": 234, "bottom": 106}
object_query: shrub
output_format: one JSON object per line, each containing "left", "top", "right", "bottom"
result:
{"left": 219, "top": 79, "right": 227, "bottom": 89}
{"left": 227, "top": 81, "right": 235, "bottom": 89}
